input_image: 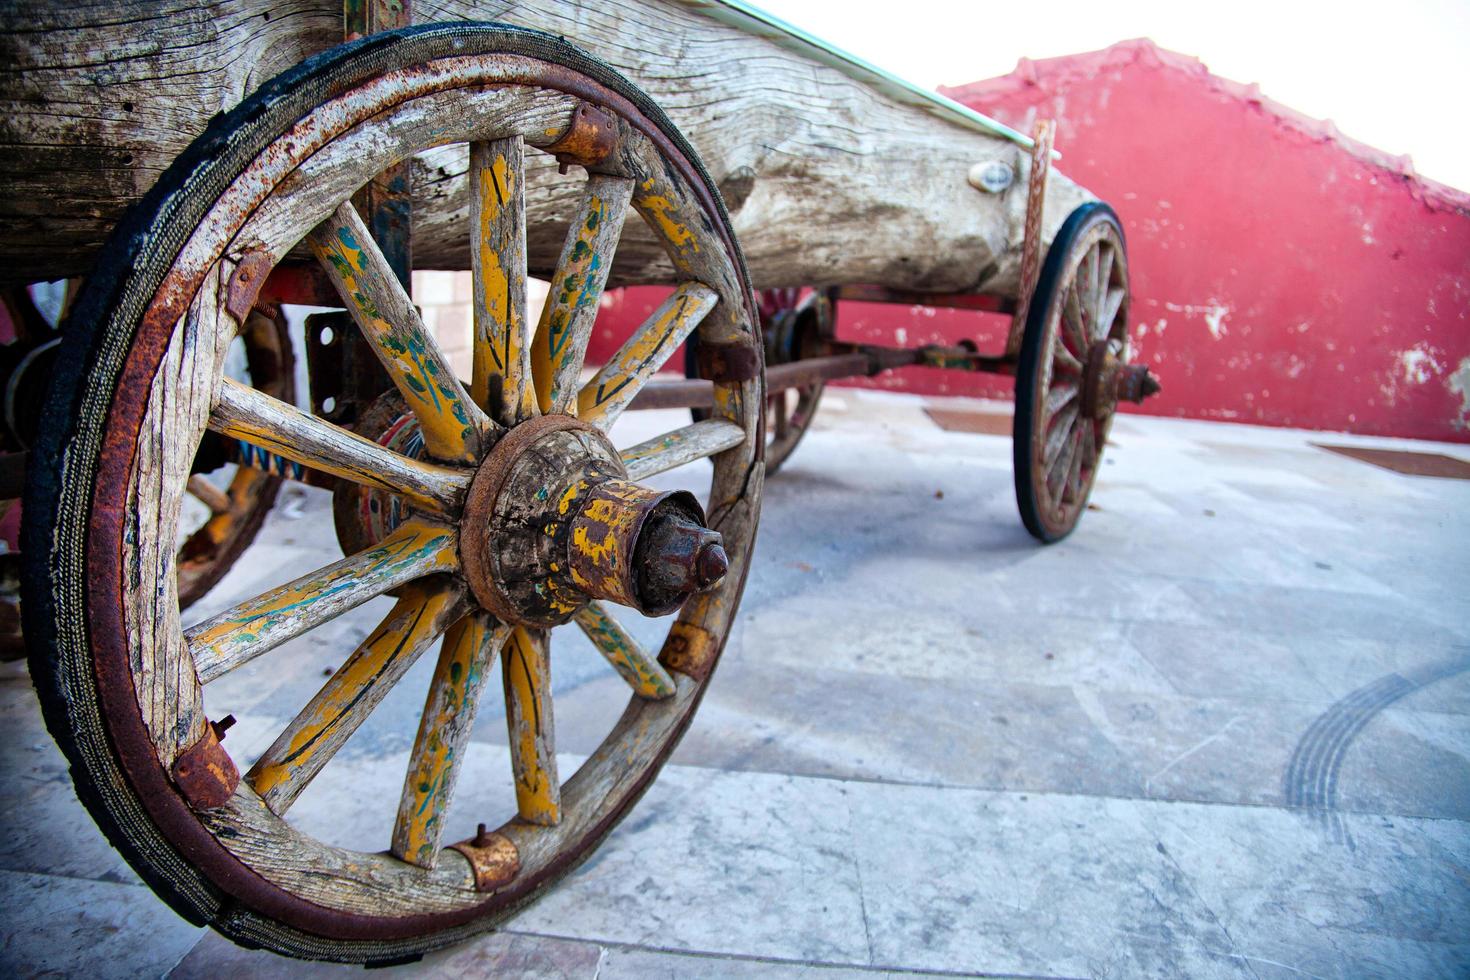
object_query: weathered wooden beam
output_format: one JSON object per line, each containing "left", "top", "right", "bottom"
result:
{"left": 0, "top": 1, "right": 1094, "bottom": 293}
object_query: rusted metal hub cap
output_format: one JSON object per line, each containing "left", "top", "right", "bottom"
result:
{"left": 1081, "top": 342, "right": 1162, "bottom": 419}
{"left": 459, "top": 414, "right": 726, "bottom": 628}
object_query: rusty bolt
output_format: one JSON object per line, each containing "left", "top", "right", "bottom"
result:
{"left": 636, "top": 514, "right": 727, "bottom": 610}
{"left": 696, "top": 542, "right": 729, "bottom": 590}
{"left": 210, "top": 714, "right": 237, "bottom": 741}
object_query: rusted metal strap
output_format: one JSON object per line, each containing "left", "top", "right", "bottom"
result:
{"left": 449, "top": 824, "right": 521, "bottom": 891}
{"left": 694, "top": 339, "right": 761, "bottom": 383}
{"left": 1006, "top": 119, "right": 1055, "bottom": 358}
{"left": 546, "top": 102, "right": 619, "bottom": 172}
{"left": 170, "top": 716, "right": 239, "bottom": 810}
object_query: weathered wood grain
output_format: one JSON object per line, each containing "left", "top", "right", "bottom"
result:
{"left": 573, "top": 601, "right": 674, "bottom": 699}
{"left": 123, "top": 260, "right": 236, "bottom": 766}
{"left": 618, "top": 417, "right": 745, "bottom": 481}
{"left": 186, "top": 517, "right": 459, "bottom": 682}
{"left": 393, "top": 613, "right": 510, "bottom": 868}
{"left": 0, "top": 1, "right": 1094, "bottom": 293}
{"left": 469, "top": 137, "right": 537, "bottom": 426}
{"left": 203, "top": 786, "right": 483, "bottom": 916}
{"left": 501, "top": 626, "right": 560, "bottom": 825}
{"left": 530, "top": 174, "right": 633, "bottom": 414}
{"left": 249, "top": 581, "right": 470, "bottom": 814}
{"left": 309, "top": 202, "right": 493, "bottom": 463}
{"left": 211, "top": 376, "right": 471, "bottom": 515}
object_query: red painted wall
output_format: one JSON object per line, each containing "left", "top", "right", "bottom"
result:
{"left": 594, "top": 40, "right": 1470, "bottom": 442}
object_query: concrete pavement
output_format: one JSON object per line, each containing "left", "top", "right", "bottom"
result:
{"left": 2, "top": 388, "right": 1467, "bottom": 978}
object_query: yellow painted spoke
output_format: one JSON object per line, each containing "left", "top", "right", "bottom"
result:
{"left": 502, "top": 626, "right": 560, "bottom": 825}
{"left": 532, "top": 174, "right": 633, "bottom": 415}
{"left": 573, "top": 602, "right": 675, "bottom": 700}
{"left": 309, "top": 203, "right": 492, "bottom": 463}
{"left": 187, "top": 518, "right": 459, "bottom": 683}
{"left": 392, "top": 613, "right": 511, "bottom": 868}
{"left": 576, "top": 283, "right": 718, "bottom": 430}
{"left": 248, "top": 581, "right": 468, "bottom": 814}
{"left": 620, "top": 419, "right": 746, "bottom": 482}
{"left": 211, "top": 377, "right": 469, "bottom": 515}
{"left": 469, "top": 137, "right": 536, "bottom": 426}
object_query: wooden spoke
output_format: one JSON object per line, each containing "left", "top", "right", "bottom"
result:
{"left": 573, "top": 602, "right": 675, "bottom": 700}
{"left": 1080, "top": 420, "right": 1101, "bottom": 470}
{"left": 186, "top": 474, "right": 232, "bottom": 516}
{"left": 309, "top": 202, "right": 492, "bottom": 463}
{"left": 773, "top": 389, "right": 791, "bottom": 440}
{"left": 576, "top": 282, "right": 718, "bottom": 429}
{"left": 1044, "top": 381, "right": 1078, "bottom": 419}
{"left": 1048, "top": 423, "right": 1082, "bottom": 501}
{"left": 187, "top": 518, "right": 459, "bottom": 683}
{"left": 619, "top": 419, "right": 746, "bottom": 481}
{"left": 1094, "top": 244, "right": 1115, "bottom": 336}
{"left": 502, "top": 626, "right": 560, "bottom": 826}
{"left": 392, "top": 613, "right": 511, "bottom": 868}
{"left": 469, "top": 137, "right": 536, "bottom": 427}
{"left": 211, "top": 377, "right": 469, "bottom": 515}
{"left": 1061, "top": 422, "right": 1088, "bottom": 503}
{"left": 1051, "top": 335, "right": 1083, "bottom": 375}
{"left": 1100, "top": 285, "right": 1126, "bottom": 341}
{"left": 531, "top": 175, "right": 634, "bottom": 415}
{"left": 1062, "top": 283, "right": 1089, "bottom": 356}
{"left": 1042, "top": 402, "right": 1079, "bottom": 469}
{"left": 248, "top": 581, "right": 469, "bottom": 815}
{"left": 1082, "top": 243, "right": 1101, "bottom": 330}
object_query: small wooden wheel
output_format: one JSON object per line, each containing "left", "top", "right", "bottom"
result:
{"left": 177, "top": 309, "right": 295, "bottom": 607}
{"left": 687, "top": 287, "right": 828, "bottom": 474}
{"left": 24, "top": 24, "right": 761, "bottom": 963}
{"left": 1013, "top": 203, "right": 1131, "bottom": 543}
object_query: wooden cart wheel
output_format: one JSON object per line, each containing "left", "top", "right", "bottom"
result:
{"left": 687, "top": 288, "right": 827, "bottom": 474}
{"left": 23, "top": 24, "right": 761, "bottom": 963}
{"left": 1013, "top": 202, "right": 1131, "bottom": 543}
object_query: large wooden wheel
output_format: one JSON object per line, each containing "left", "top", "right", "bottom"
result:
{"left": 23, "top": 24, "right": 762, "bottom": 963}
{"left": 1013, "top": 203, "right": 1147, "bottom": 542}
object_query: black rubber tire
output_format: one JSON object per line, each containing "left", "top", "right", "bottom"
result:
{"left": 23, "top": 22, "right": 754, "bottom": 964}
{"left": 1012, "top": 202, "right": 1127, "bottom": 543}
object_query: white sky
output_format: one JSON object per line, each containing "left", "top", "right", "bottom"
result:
{"left": 754, "top": 0, "right": 1470, "bottom": 192}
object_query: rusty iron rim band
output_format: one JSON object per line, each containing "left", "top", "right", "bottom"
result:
{"left": 33, "top": 27, "right": 760, "bottom": 955}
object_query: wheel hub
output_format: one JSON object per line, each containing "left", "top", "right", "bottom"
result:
{"left": 1081, "top": 341, "right": 1162, "bottom": 419}
{"left": 458, "top": 414, "right": 727, "bottom": 628}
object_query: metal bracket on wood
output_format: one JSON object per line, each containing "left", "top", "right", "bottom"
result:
{"left": 1005, "top": 119, "right": 1055, "bottom": 358}
{"left": 170, "top": 718, "right": 239, "bottom": 810}
{"left": 546, "top": 102, "right": 620, "bottom": 174}
{"left": 694, "top": 339, "right": 761, "bottom": 383}
{"left": 449, "top": 824, "right": 522, "bottom": 891}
